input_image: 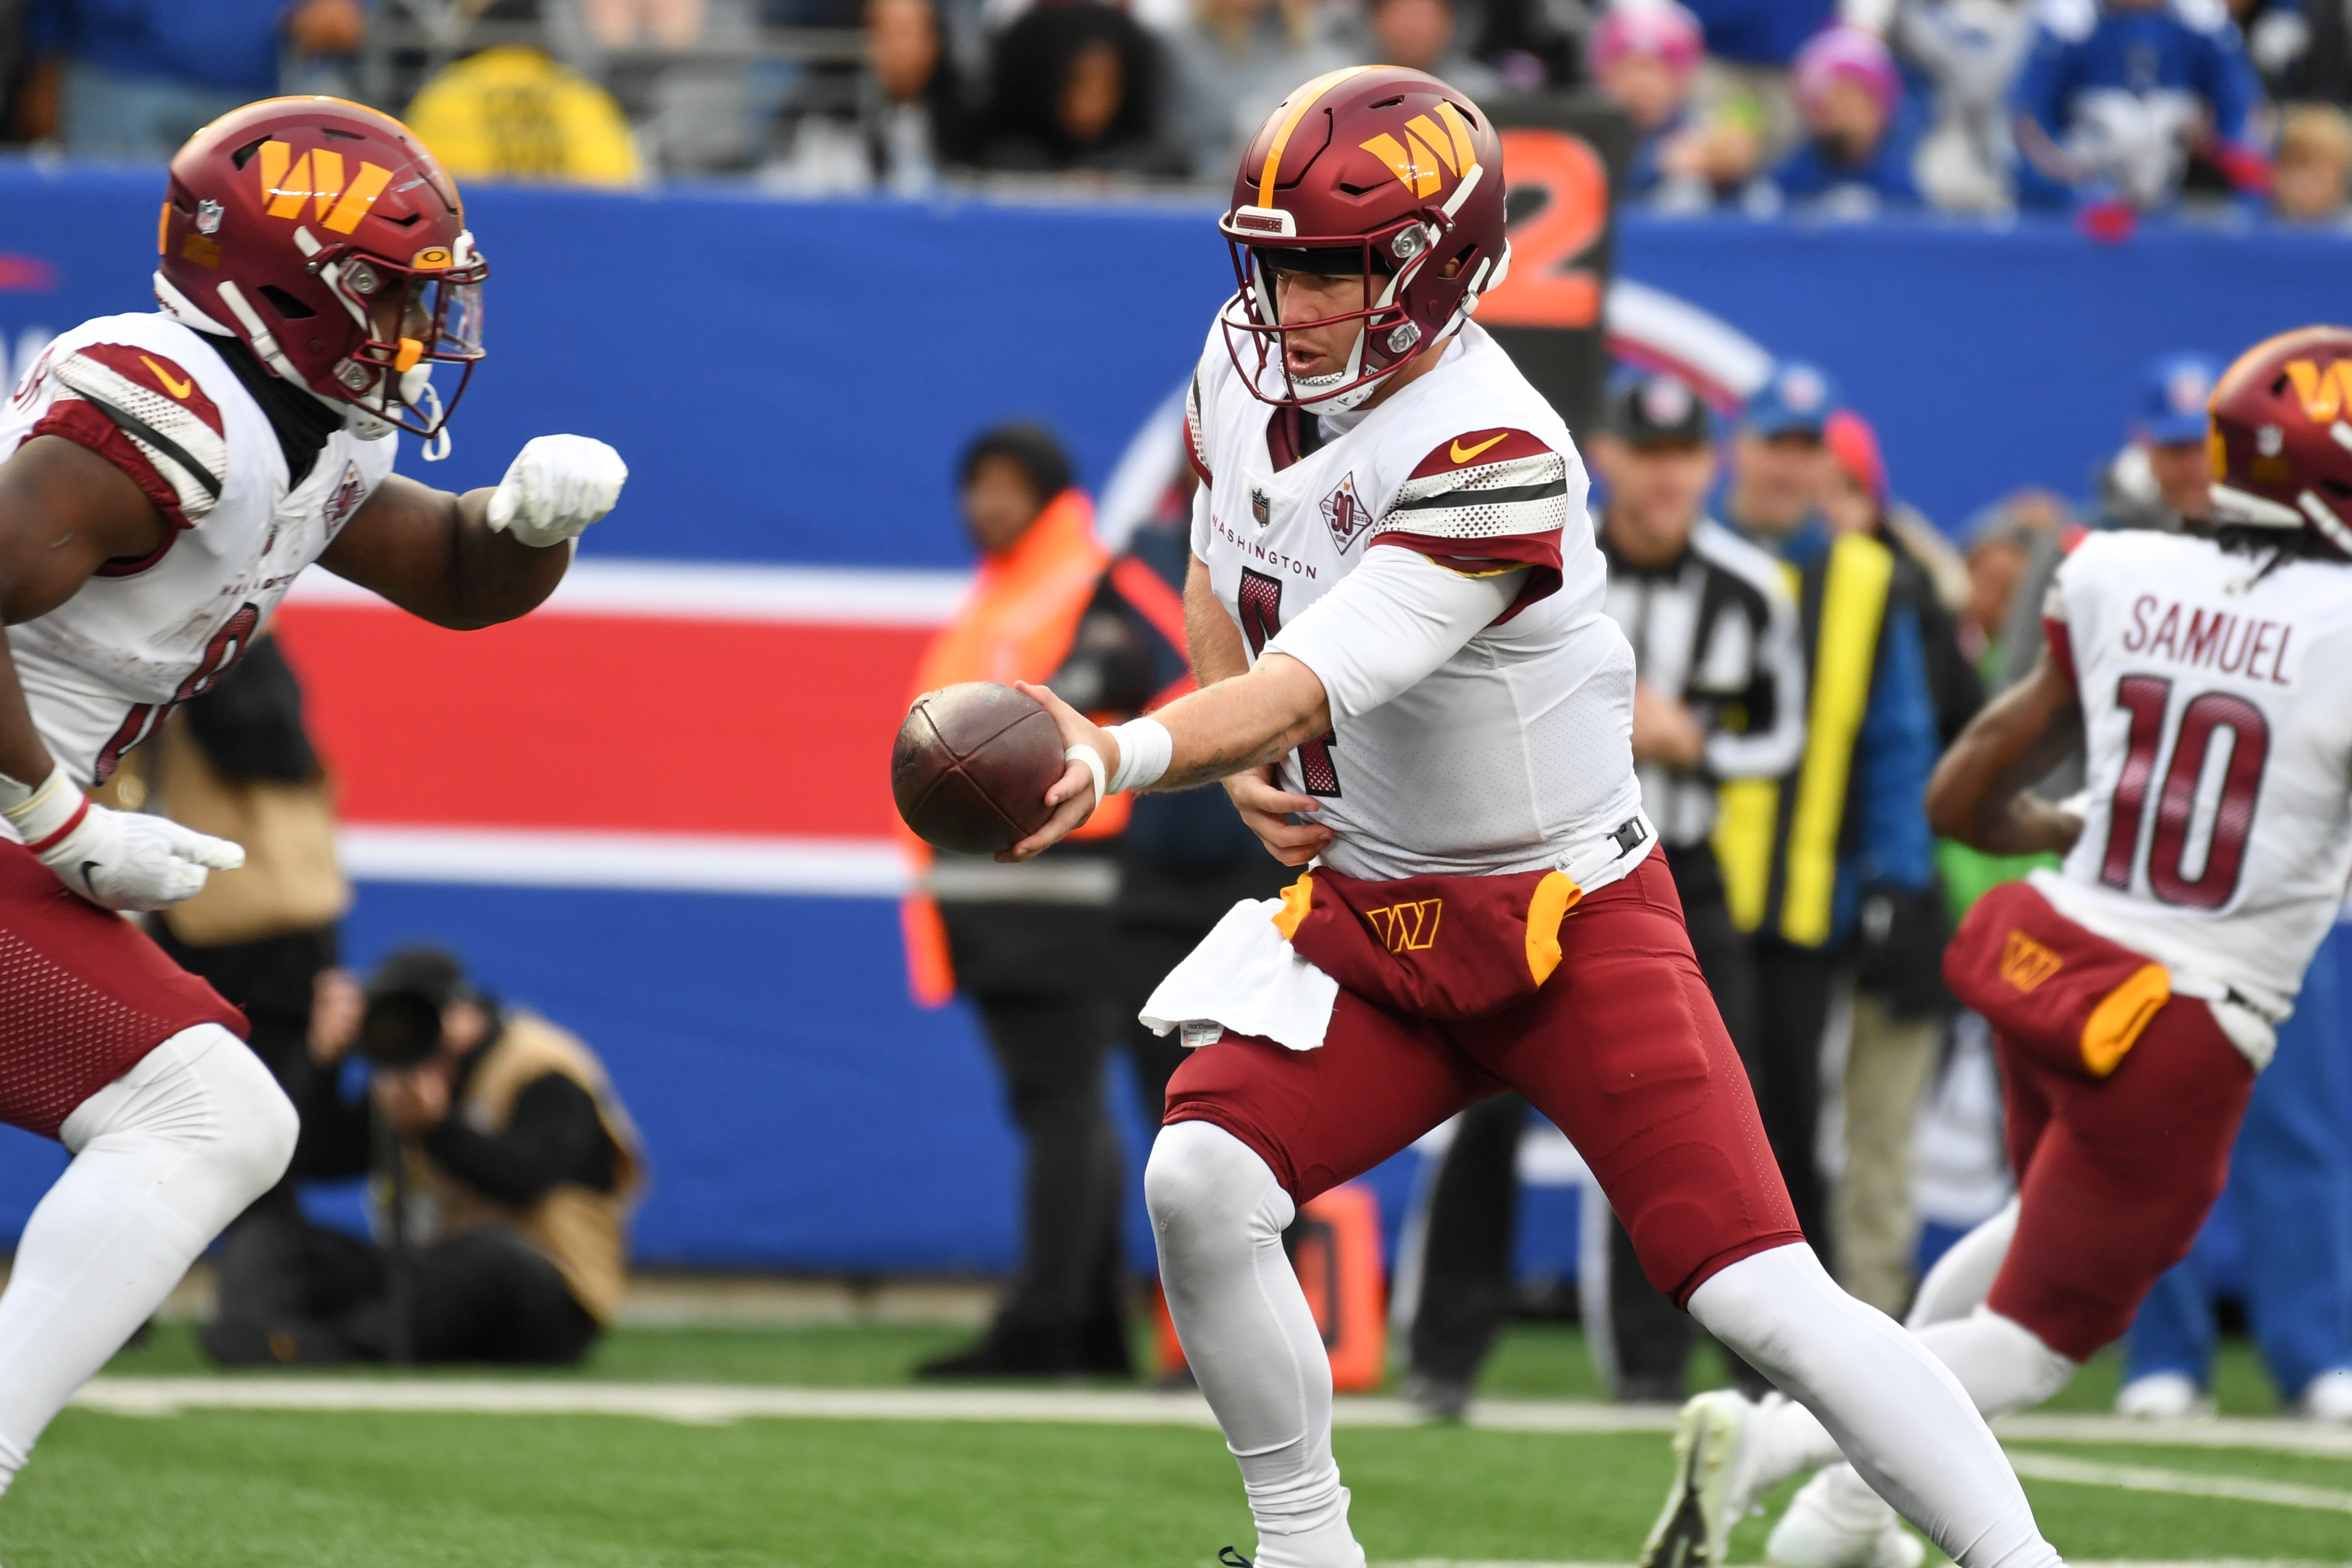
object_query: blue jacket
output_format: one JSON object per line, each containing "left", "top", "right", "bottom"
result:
{"left": 29, "top": 0, "right": 356, "bottom": 95}
{"left": 1769, "top": 120, "right": 1926, "bottom": 212}
{"left": 1681, "top": 0, "right": 1836, "bottom": 66}
{"left": 2010, "top": 0, "right": 2266, "bottom": 210}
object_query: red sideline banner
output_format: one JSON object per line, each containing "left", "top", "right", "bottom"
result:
{"left": 272, "top": 561, "right": 967, "bottom": 892}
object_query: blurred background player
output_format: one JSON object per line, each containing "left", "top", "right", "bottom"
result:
{"left": 902, "top": 422, "right": 1135, "bottom": 1378}
{"left": 1663, "top": 324, "right": 2352, "bottom": 1568}
{"left": 1393, "top": 370, "right": 1805, "bottom": 1413}
{"left": 0, "top": 95, "right": 624, "bottom": 1496}
{"left": 205, "top": 947, "right": 644, "bottom": 1366}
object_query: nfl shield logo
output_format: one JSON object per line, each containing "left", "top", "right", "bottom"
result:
{"left": 1251, "top": 487, "right": 1272, "bottom": 528}
{"left": 1320, "top": 472, "right": 1371, "bottom": 553}
{"left": 195, "top": 200, "right": 225, "bottom": 236}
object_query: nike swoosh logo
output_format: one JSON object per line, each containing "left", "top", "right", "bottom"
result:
{"left": 79, "top": 861, "right": 102, "bottom": 894}
{"left": 140, "top": 356, "right": 193, "bottom": 399}
{"left": 1450, "top": 433, "right": 1508, "bottom": 464}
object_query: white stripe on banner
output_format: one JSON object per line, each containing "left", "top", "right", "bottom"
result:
{"left": 286, "top": 558, "right": 972, "bottom": 627}
{"left": 340, "top": 826, "right": 912, "bottom": 897}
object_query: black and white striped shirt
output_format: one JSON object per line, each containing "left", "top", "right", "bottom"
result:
{"left": 1598, "top": 516, "right": 1806, "bottom": 849}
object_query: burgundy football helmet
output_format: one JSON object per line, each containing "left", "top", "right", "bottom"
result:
{"left": 1220, "top": 66, "right": 1508, "bottom": 413}
{"left": 2207, "top": 325, "right": 2352, "bottom": 559}
{"left": 155, "top": 97, "right": 486, "bottom": 448}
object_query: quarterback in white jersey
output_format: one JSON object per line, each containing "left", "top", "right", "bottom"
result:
{"left": 1185, "top": 309, "right": 1643, "bottom": 881}
{"left": 1652, "top": 327, "right": 2352, "bottom": 1568}
{"left": 990, "top": 66, "right": 2060, "bottom": 1568}
{"left": 0, "top": 98, "right": 623, "bottom": 1505}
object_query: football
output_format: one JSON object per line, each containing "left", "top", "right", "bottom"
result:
{"left": 892, "top": 682, "right": 1068, "bottom": 855}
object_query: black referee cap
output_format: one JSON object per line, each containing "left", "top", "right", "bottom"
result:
{"left": 1606, "top": 371, "right": 1713, "bottom": 448}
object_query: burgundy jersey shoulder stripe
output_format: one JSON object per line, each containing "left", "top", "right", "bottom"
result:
{"left": 34, "top": 343, "right": 231, "bottom": 531}
{"left": 1404, "top": 427, "right": 1553, "bottom": 481}
{"left": 1373, "top": 528, "right": 1565, "bottom": 624}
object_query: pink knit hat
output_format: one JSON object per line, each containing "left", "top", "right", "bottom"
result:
{"left": 1591, "top": 1, "right": 1705, "bottom": 78}
{"left": 1792, "top": 25, "right": 1901, "bottom": 123}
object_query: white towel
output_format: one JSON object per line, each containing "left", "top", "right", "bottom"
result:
{"left": 1138, "top": 896, "right": 1341, "bottom": 1053}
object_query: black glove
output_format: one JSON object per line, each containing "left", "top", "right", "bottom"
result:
{"left": 1855, "top": 882, "right": 1953, "bottom": 1019}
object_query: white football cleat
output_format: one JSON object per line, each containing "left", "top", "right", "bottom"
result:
{"left": 1765, "top": 1468, "right": 1923, "bottom": 1568}
{"left": 1640, "top": 1391, "right": 1764, "bottom": 1568}
{"left": 2114, "top": 1371, "right": 2211, "bottom": 1420}
{"left": 2299, "top": 1367, "right": 2352, "bottom": 1424}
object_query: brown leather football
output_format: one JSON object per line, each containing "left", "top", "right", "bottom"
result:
{"left": 892, "top": 682, "right": 1066, "bottom": 856}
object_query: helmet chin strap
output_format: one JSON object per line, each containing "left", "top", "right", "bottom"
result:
{"left": 409, "top": 374, "right": 452, "bottom": 462}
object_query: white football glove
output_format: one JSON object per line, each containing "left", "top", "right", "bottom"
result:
{"left": 485, "top": 434, "right": 628, "bottom": 549}
{"left": 1, "top": 764, "right": 244, "bottom": 912}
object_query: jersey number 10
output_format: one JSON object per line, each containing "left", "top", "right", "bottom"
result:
{"left": 1237, "top": 568, "right": 1341, "bottom": 797}
{"left": 2100, "top": 673, "right": 2270, "bottom": 910}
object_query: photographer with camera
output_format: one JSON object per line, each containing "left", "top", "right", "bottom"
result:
{"left": 203, "top": 948, "right": 644, "bottom": 1367}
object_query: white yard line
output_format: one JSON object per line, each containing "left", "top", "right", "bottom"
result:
{"left": 2004, "top": 1450, "right": 2352, "bottom": 1514}
{"left": 67, "top": 1381, "right": 2352, "bottom": 1463}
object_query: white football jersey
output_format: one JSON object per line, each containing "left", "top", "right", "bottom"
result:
{"left": 1186, "top": 314, "right": 1641, "bottom": 881}
{"left": 0, "top": 313, "right": 392, "bottom": 799}
{"left": 2036, "top": 530, "right": 2352, "bottom": 1021}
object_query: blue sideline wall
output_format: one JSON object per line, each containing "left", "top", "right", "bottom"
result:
{"left": 1, "top": 164, "right": 2349, "bottom": 1275}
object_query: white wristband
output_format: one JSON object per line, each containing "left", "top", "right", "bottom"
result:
{"left": 1105, "top": 717, "right": 1173, "bottom": 794}
{"left": 1063, "top": 744, "right": 1107, "bottom": 809}
{"left": 0, "top": 762, "right": 86, "bottom": 851}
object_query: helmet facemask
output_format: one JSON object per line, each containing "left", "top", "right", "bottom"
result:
{"left": 309, "top": 233, "right": 487, "bottom": 454}
{"left": 1221, "top": 212, "right": 1449, "bottom": 416}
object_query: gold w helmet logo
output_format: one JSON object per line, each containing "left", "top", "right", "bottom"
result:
{"left": 1359, "top": 103, "right": 1480, "bottom": 200}
{"left": 256, "top": 142, "right": 396, "bottom": 236}
{"left": 1362, "top": 899, "right": 1444, "bottom": 953}
{"left": 2285, "top": 358, "right": 2352, "bottom": 424}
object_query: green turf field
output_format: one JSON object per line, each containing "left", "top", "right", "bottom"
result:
{"left": 0, "top": 1322, "right": 2336, "bottom": 1568}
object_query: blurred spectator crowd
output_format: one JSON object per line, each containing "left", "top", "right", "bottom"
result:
{"left": 3, "top": 0, "right": 2352, "bottom": 225}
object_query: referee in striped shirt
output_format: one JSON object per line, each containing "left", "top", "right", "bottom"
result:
{"left": 1396, "top": 371, "right": 1805, "bottom": 1414}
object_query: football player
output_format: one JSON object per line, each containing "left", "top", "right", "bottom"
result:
{"left": 999, "top": 66, "right": 2061, "bottom": 1568}
{"left": 1637, "top": 325, "right": 2352, "bottom": 1568}
{"left": 0, "top": 97, "right": 623, "bottom": 1495}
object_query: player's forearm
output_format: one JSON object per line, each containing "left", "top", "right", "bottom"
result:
{"left": 1185, "top": 552, "right": 1249, "bottom": 685}
{"left": 322, "top": 477, "right": 569, "bottom": 630}
{"left": 1925, "top": 654, "right": 2083, "bottom": 855}
{"left": 1142, "top": 654, "right": 1330, "bottom": 793}
{"left": 447, "top": 489, "right": 571, "bottom": 628}
{"left": 0, "top": 640, "right": 56, "bottom": 789}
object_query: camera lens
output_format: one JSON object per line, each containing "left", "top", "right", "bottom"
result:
{"left": 358, "top": 991, "right": 445, "bottom": 1067}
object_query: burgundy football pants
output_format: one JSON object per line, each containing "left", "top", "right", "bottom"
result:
{"left": 1987, "top": 995, "right": 2255, "bottom": 1362}
{"left": 1164, "top": 853, "right": 1803, "bottom": 1306}
{"left": 0, "top": 843, "right": 247, "bottom": 1139}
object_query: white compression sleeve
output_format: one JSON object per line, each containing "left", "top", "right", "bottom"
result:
{"left": 1804, "top": 1303, "right": 2080, "bottom": 1546}
{"left": 1261, "top": 547, "right": 1521, "bottom": 723}
{"left": 1145, "top": 1121, "right": 1364, "bottom": 1568}
{"left": 0, "top": 1026, "right": 295, "bottom": 1491}
{"left": 1687, "top": 1243, "right": 2060, "bottom": 1568}
{"left": 1908, "top": 1198, "right": 2020, "bottom": 1329}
